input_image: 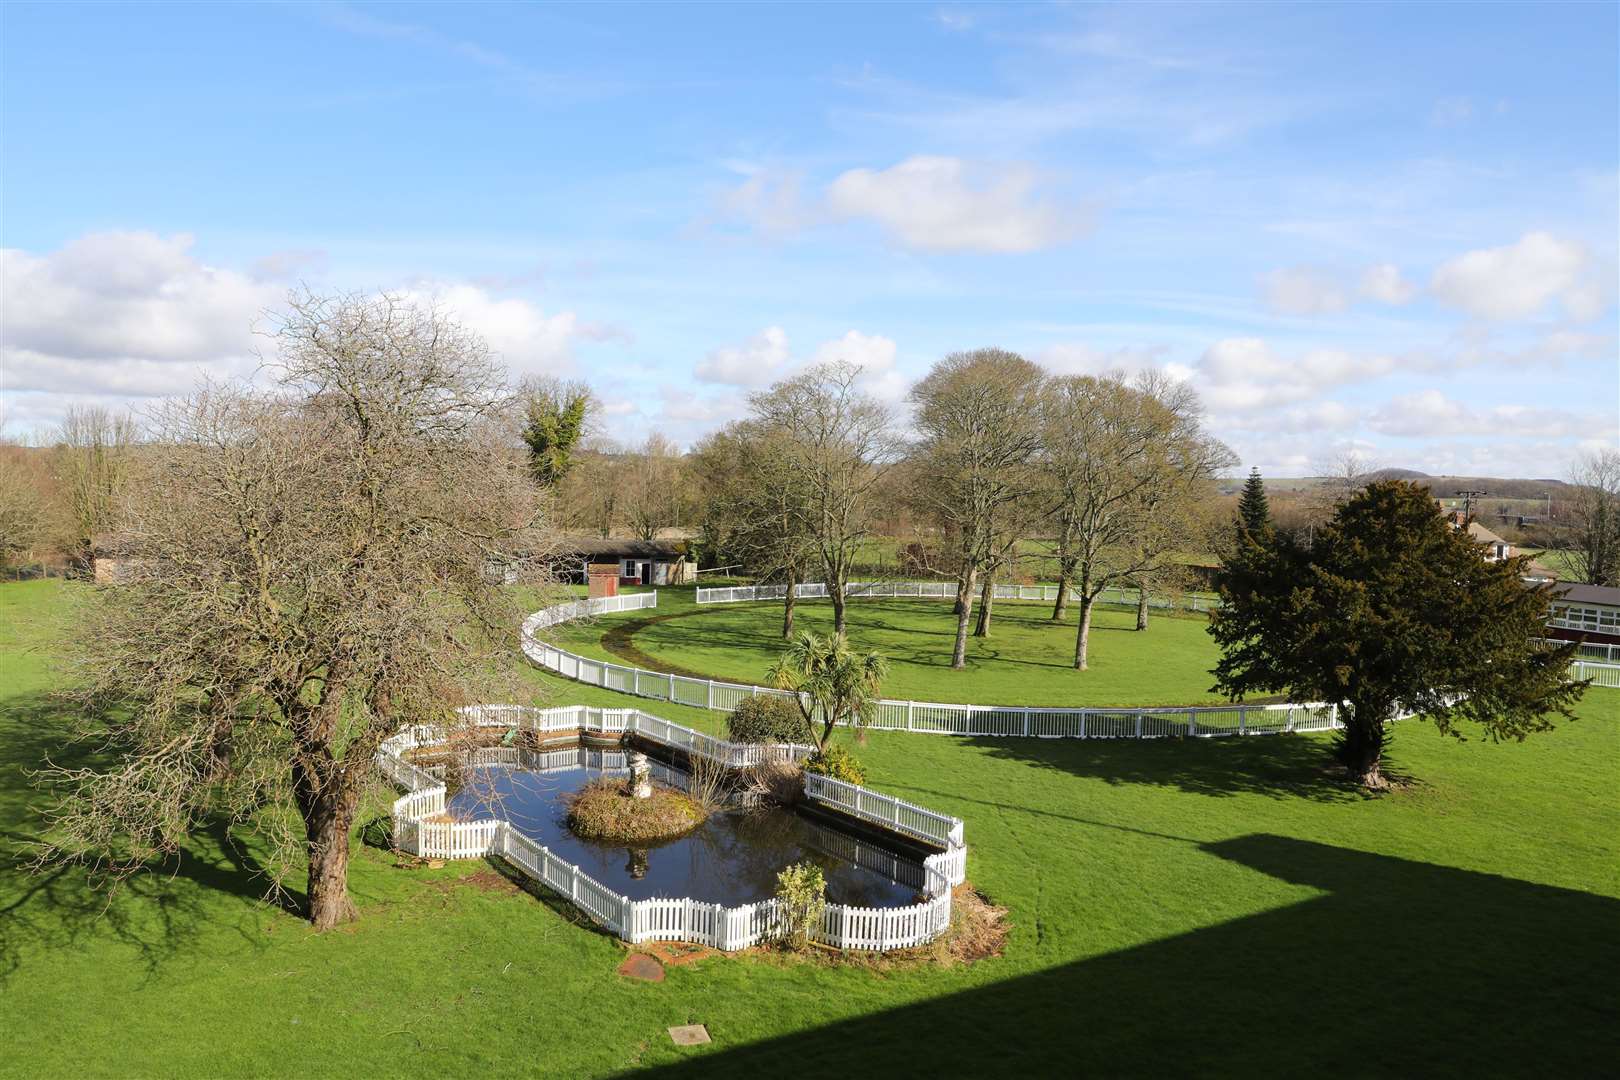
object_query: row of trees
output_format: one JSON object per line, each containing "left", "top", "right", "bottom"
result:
{"left": 694, "top": 349, "right": 1236, "bottom": 670}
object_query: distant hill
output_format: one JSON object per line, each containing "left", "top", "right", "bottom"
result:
{"left": 1251, "top": 470, "right": 1573, "bottom": 501}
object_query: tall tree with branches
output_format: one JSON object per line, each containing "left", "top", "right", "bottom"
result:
{"left": 907, "top": 349, "right": 1045, "bottom": 669}
{"left": 1039, "top": 371, "right": 1234, "bottom": 669}
{"left": 41, "top": 292, "right": 548, "bottom": 929}
{"left": 1237, "top": 467, "right": 1271, "bottom": 536}
{"left": 1211, "top": 481, "right": 1583, "bottom": 788}
{"left": 1560, "top": 449, "right": 1620, "bottom": 586}
{"left": 749, "top": 361, "right": 897, "bottom": 637}
{"left": 54, "top": 406, "right": 138, "bottom": 575}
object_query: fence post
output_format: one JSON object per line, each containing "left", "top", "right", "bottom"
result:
{"left": 1187, "top": 709, "right": 1197, "bottom": 737}
{"left": 570, "top": 864, "right": 579, "bottom": 901}
{"left": 1239, "top": 705, "right": 1247, "bottom": 736}
{"left": 1135, "top": 714, "right": 1143, "bottom": 738}
{"left": 707, "top": 679, "right": 714, "bottom": 709}
{"left": 907, "top": 700, "right": 916, "bottom": 731}
{"left": 1022, "top": 707, "right": 1031, "bottom": 737}
{"left": 668, "top": 672, "right": 676, "bottom": 701}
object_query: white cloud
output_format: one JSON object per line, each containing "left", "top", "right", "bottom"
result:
{"left": 0, "top": 231, "right": 605, "bottom": 434}
{"left": 1258, "top": 266, "right": 1349, "bottom": 315}
{"left": 1038, "top": 343, "right": 1169, "bottom": 377}
{"left": 811, "top": 329, "right": 898, "bottom": 373}
{"left": 1193, "top": 337, "right": 1397, "bottom": 411}
{"left": 1359, "top": 262, "right": 1416, "bottom": 305}
{"left": 694, "top": 326, "right": 791, "bottom": 386}
{"left": 1369, "top": 389, "right": 1606, "bottom": 439}
{"left": 1430, "top": 231, "right": 1592, "bottom": 320}
{"left": 825, "top": 156, "right": 1084, "bottom": 253}
{"left": 398, "top": 282, "right": 585, "bottom": 377}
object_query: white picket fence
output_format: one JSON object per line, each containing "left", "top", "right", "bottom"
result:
{"left": 376, "top": 705, "right": 966, "bottom": 952}
{"left": 697, "top": 579, "right": 1218, "bottom": 612}
{"left": 522, "top": 592, "right": 1352, "bottom": 739}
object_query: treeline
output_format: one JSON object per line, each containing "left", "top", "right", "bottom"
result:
{"left": 686, "top": 349, "right": 1237, "bottom": 671}
{"left": 0, "top": 407, "right": 139, "bottom": 577}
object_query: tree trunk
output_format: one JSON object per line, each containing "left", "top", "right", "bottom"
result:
{"left": 1074, "top": 594, "right": 1095, "bottom": 670}
{"left": 830, "top": 573, "right": 848, "bottom": 638}
{"left": 1052, "top": 563, "right": 1071, "bottom": 622}
{"left": 295, "top": 761, "right": 360, "bottom": 930}
{"left": 782, "top": 567, "right": 797, "bottom": 638}
{"left": 1135, "top": 584, "right": 1149, "bottom": 631}
{"left": 951, "top": 567, "right": 976, "bottom": 669}
{"left": 974, "top": 572, "right": 995, "bottom": 637}
{"left": 1336, "top": 702, "right": 1389, "bottom": 789}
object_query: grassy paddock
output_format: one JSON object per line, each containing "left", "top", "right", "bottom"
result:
{"left": 1, "top": 579, "right": 1616, "bottom": 1077}
{"left": 547, "top": 586, "right": 1235, "bottom": 707}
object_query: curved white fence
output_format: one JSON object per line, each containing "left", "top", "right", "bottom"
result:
{"left": 377, "top": 703, "right": 967, "bottom": 952}
{"left": 523, "top": 592, "right": 1344, "bottom": 737}
{"left": 698, "top": 579, "right": 1218, "bottom": 612}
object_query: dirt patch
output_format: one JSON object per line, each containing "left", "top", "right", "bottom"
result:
{"left": 617, "top": 953, "right": 665, "bottom": 982}
{"left": 600, "top": 612, "right": 725, "bottom": 679}
{"left": 635, "top": 939, "right": 718, "bottom": 968}
{"left": 462, "top": 869, "right": 522, "bottom": 895}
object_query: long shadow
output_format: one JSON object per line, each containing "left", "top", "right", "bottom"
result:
{"left": 0, "top": 691, "right": 291, "bottom": 982}
{"left": 643, "top": 834, "right": 1620, "bottom": 1077}
{"left": 957, "top": 728, "right": 1367, "bottom": 802}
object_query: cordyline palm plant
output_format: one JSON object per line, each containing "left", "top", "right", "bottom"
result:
{"left": 766, "top": 631, "right": 888, "bottom": 751}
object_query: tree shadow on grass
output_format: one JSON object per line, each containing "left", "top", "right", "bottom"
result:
{"left": 952, "top": 730, "right": 1374, "bottom": 803}
{"left": 645, "top": 834, "right": 1620, "bottom": 1077}
{"left": 0, "top": 691, "right": 296, "bottom": 984}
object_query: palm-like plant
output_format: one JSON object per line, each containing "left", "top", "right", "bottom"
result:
{"left": 767, "top": 630, "right": 888, "bottom": 751}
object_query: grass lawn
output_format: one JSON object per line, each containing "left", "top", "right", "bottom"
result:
{"left": 1, "top": 578, "right": 1616, "bottom": 1077}
{"left": 548, "top": 586, "right": 1236, "bottom": 707}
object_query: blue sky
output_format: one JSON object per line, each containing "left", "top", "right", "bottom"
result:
{"left": 2, "top": 1, "right": 1616, "bottom": 476}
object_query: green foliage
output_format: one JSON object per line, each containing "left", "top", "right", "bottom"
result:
{"left": 804, "top": 742, "right": 867, "bottom": 785}
{"left": 766, "top": 630, "right": 888, "bottom": 750}
{"left": 1210, "top": 480, "right": 1585, "bottom": 786}
{"left": 520, "top": 381, "right": 592, "bottom": 487}
{"left": 726, "top": 694, "right": 813, "bottom": 745}
{"left": 1237, "top": 467, "right": 1270, "bottom": 536}
{"left": 773, "top": 859, "right": 828, "bottom": 951}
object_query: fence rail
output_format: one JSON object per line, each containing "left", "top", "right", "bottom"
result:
{"left": 377, "top": 706, "right": 964, "bottom": 952}
{"left": 521, "top": 592, "right": 1359, "bottom": 739}
{"left": 697, "top": 579, "right": 1217, "bottom": 612}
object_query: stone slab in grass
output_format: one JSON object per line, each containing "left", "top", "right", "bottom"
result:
{"left": 667, "top": 1024, "right": 711, "bottom": 1046}
{"left": 616, "top": 953, "right": 664, "bottom": 982}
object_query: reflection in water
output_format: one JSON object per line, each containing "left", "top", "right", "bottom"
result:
{"left": 445, "top": 754, "right": 925, "bottom": 908}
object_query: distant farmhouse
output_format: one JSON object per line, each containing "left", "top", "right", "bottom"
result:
{"left": 551, "top": 537, "right": 696, "bottom": 587}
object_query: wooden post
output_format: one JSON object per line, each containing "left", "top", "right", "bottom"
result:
{"left": 1187, "top": 709, "right": 1197, "bottom": 737}
{"left": 1023, "top": 706, "right": 1031, "bottom": 737}
{"left": 1239, "top": 705, "right": 1247, "bottom": 735}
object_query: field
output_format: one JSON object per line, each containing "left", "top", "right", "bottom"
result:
{"left": 2, "top": 578, "right": 1617, "bottom": 1077}
{"left": 551, "top": 586, "right": 1238, "bottom": 707}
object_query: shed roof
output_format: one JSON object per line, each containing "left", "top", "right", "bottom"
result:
{"left": 1553, "top": 582, "right": 1620, "bottom": 607}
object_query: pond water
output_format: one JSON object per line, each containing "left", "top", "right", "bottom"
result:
{"left": 443, "top": 749, "right": 925, "bottom": 908}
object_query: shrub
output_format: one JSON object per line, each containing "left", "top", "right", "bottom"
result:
{"left": 565, "top": 778, "right": 706, "bottom": 843}
{"left": 727, "top": 694, "right": 812, "bottom": 745}
{"left": 804, "top": 743, "right": 866, "bottom": 785}
{"left": 773, "top": 860, "right": 827, "bottom": 951}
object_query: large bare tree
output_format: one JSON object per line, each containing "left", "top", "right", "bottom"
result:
{"left": 41, "top": 292, "right": 547, "bottom": 930}
{"left": 749, "top": 361, "right": 897, "bottom": 637}
{"left": 907, "top": 349, "right": 1045, "bottom": 669}
{"left": 1039, "top": 372, "right": 1234, "bottom": 669}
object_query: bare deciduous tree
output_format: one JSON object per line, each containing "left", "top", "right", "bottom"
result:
{"left": 749, "top": 361, "right": 897, "bottom": 637}
{"left": 1559, "top": 449, "right": 1620, "bottom": 586}
{"left": 40, "top": 292, "right": 549, "bottom": 930}
{"left": 908, "top": 349, "right": 1045, "bottom": 669}
{"left": 623, "top": 432, "right": 689, "bottom": 542}
{"left": 1040, "top": 372, "right": 1234, "bottom": 669}
{"left": 54, "top": 406, "right": 138, "bottom": 574}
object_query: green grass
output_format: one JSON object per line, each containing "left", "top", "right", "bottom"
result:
{"left": 547, "top": 586, "right": 1235, "bottom": 707}
{"left": 2, "top": 579, "right": 1617, "bottom": 1077}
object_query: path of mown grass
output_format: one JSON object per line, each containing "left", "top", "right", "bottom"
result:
{"left": 2, "top": 578, "right": 1616, "bottom": 1077}
{"left": 547, "top": 586, "right": 1235, "bottom": 707}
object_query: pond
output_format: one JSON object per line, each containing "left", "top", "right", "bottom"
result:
{"left": 442, "top": 747, "right": 927, "bottom": 908}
